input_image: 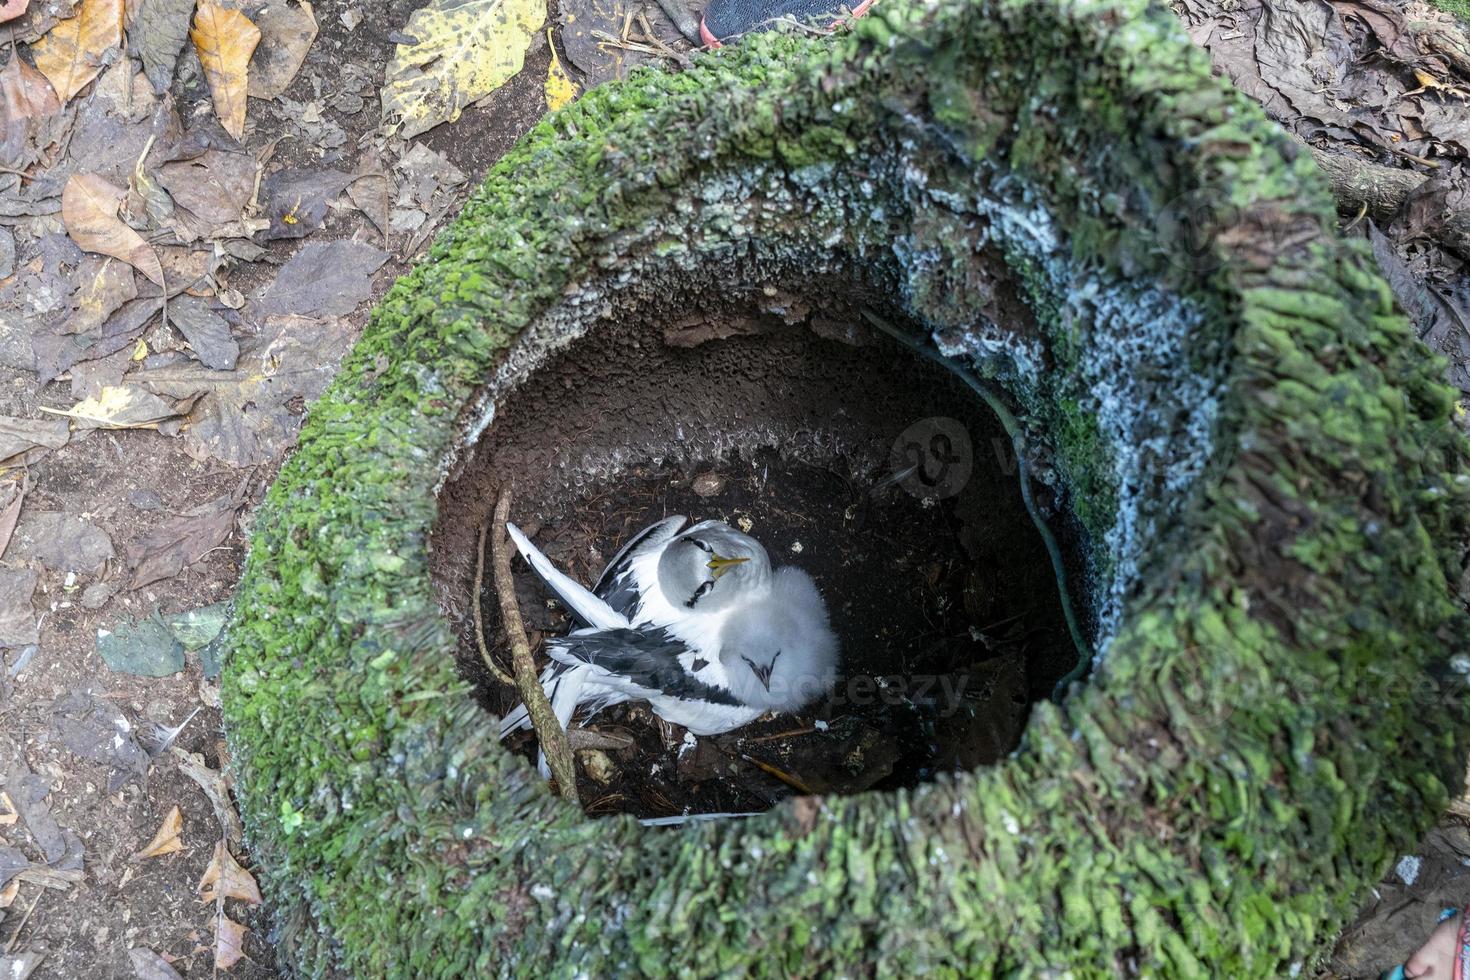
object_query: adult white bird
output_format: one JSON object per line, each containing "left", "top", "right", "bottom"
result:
{"left": 498, "top": 519, "right": 839, "bottom": 776}
{"left": 513, "top": 516, "right": 772, "bottom": 643}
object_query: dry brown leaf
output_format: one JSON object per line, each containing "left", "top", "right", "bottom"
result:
{"left": 247, "top": 0, "right": 316, "bottom": 99}
{"left": 31, "top": 0, "right": 124, "bottom": 103}
{"left": 197, "top": 839, "right": 261, "bottom": 905}
{"left": 191, "top": 2, "right": 260, "bottom": 140}
{"left": 0, "top": 481, "right": 26, "bottom": 561}
{"left": 172, "top": 748, "right": 243, "bottom": 847}
{"left": 134, "top": 804, "right": 185, "bottom": 859}
{"left": 0, "top": 51, "right": 61, "bottom": 123}
{"left": 0, "top": 789, "right": 16, "bottom": 826}
{"left": 62, "top": 174, "right": 165, "bottom": 285}
{"left": 127, "top": 948, "right": 184, "bottom": 980}
{"left": 214, "top": 914, "right": 248, "bottom": 970}
{"left": 0, "top": 878, "right": 18, "bottom": 908}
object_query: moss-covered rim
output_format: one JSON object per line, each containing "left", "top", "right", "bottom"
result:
{"left": 223, "top": 0, "right": 1470, "bottom": 974}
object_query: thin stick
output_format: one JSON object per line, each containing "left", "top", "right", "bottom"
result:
{"left": 473, "top": 522, "right": 515, "bottom": 687}
{"left": 3, "top": 887, "right": 41, "bottom": 954}
{"left": 492, "top": 488, "right": 579, "bottom": 804}
{"left": 742, "top": 727, "right": 816, "bottom": 743}
{"left": 742, "top": 754, "right": 818, "bottom": 794}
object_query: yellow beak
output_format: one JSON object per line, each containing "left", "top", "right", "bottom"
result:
{"left": 707, "top": 554, "right": 749, "bottom": 578}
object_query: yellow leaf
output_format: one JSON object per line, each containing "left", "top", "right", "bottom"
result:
{"left": 40, "top": 384, "right": 189, "bottom": 430}
{"left": 62, "top": 173, "right": 165, "bottom": 285}
{"left": 215, "top": 914, "right": 248, "bottom": 970}
{"left": 543, "top": 29, "right": 577, "bottom": 111}
{"left": 30, "top": 0, "right": 124, "bottom": 104}
{"left": 131, "top": 337, "right": 149, "bottom": 360}
{"left": 0, "top": 49, "right": 62, "bottom": 123}
{"left": 381, "top": 0, "right": 544, "bottom": 139}
{"left": 134, "top": 805, "right": 185, "bottom": 859}
{"left": 197, "top": 840, "right": 262, "bottom": 905}
{"left": 191, "top": 1, "right": 260, "bottom": 141}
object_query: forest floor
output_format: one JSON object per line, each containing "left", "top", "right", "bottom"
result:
{"left": 0, "top": 0, "right": 1465, "bottom": 976}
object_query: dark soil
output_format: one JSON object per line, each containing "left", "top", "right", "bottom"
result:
{"left": 434, "top": 309, "right": 1084, "bottom": 819}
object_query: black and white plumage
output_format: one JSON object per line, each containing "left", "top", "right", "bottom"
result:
{"left": 498, "top": 518, "right": 839, "bottom": 776}
{"left": 512, "top": 516, "right": 772, "bottom": 640}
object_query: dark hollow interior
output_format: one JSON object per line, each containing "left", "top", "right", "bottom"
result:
{"left": 431, "top": 298, "right": 1088, "bottom": 819}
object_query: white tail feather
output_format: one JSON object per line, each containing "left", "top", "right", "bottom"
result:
{"left": 505, "top": 522, "right": 627, "bottom": 630}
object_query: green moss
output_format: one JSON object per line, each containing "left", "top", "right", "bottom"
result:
{"left": 1055, "top": 397, "right": 1118, "bottom": 547}
{"left": 221, "top": 0, "right": 1470, "bottom": 975}
{"left": 1428, "top": 0, "right": 1469, "bottom": 21}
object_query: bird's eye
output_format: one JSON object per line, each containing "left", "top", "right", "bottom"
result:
{"left": 689, "top": 538, "right": 713, "bottom": 553}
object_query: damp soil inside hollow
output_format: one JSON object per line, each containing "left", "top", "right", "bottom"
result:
{"left": 432, "top": 307, "right": 1088, "bottom": 819}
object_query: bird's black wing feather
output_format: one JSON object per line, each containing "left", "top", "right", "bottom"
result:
{"left": 549, "top": 627, "right": 740, "bottom": 706}
{"left": 593, "top": 516, "right": 684, "bottom": 618}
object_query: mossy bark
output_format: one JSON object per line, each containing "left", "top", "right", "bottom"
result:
{"left": 222, "top": 0, "right": 1470, "bottom": 975}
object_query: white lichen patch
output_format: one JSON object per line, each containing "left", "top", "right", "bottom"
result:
{"left": 896, "top": 157, "right": 1223, "bottom": 648}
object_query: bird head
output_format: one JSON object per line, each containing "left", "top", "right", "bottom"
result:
{"left": 657, "top": 521, "right": 771, "bottom": 613}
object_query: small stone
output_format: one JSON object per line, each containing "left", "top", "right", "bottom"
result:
{"left": 81, "top": 583, "right": 115, "bottom": 610}
{"left": 128, "top": 489, "right": 164, "bottom": 511}
{"left": 691, "top": 472, "right": 725, "bottom": 497}
{"left": 97, "top": 615, "right": 184, "bottom": 677}
{"left": 577, "top": 749, "right": 615, "bottom": 786}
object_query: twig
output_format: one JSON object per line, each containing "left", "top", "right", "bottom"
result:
{"left": 13, "top": 867, "right": 83, "bottom": 890}
{"left": 636, "top": 11, "right": 681, "bottom": 58}
{"left": 742, "top": 754, "right": 817, "bottom": 794}
{"left": 472, "top": 522, "right": 515, "bottom": 687}
{"left": 566, "top": 727, "right": 636, "bottom": 751}
{"left": 1305, "top": 142, "right": 1470, "bottom": 258}
{"left": 3, "top": 887, "right": 41, "bottom": 954}
{"left": 742, "top": 727, "right": 816, "bottom": 743}
{"left": 492, "top": 488, "right": 579, "bottom": 804}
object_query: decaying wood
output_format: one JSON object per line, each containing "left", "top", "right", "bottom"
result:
{"left": 1309, "top": 145, "right": 1470, "bottom": 257}
{"left": 491, "top": 488, "right": 578, "bottom": 803}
